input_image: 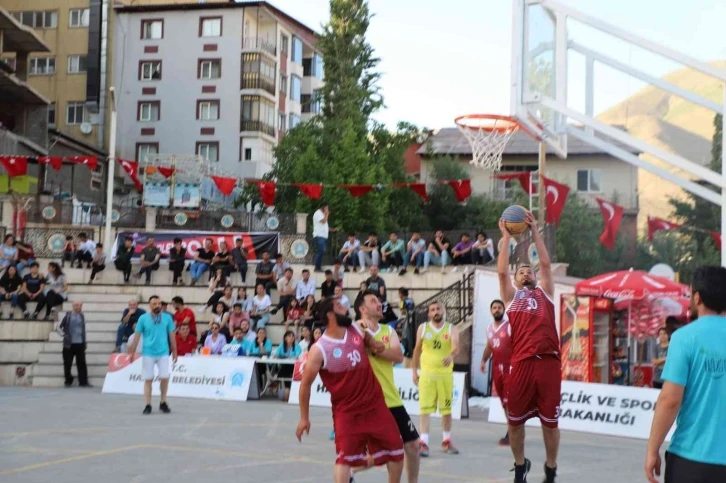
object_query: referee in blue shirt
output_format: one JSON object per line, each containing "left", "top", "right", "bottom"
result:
{"left": 646, "top": 265, "right": 726, "bottom": 483}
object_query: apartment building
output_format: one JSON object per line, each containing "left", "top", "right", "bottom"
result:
{"left": 113, "top": 1, "right": 323, "bottom": 183}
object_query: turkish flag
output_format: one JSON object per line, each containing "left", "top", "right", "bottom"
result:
{"left": 647, "top": 216, "right": 681, "bottom": 241}
{"left": 595, "top": 197, "right": 624, "bottom": 250}
{"left": 295, "top": 183, "right": 323, "bottom": 200}
{"left": 68, "top": 155, "right": 98, "bottom": 170}
{"left": 710, "top": 232, "right": 721, "bottom": 250}
{"left": 392, "top": 183, "right": 428, "bottom": 201}
{"left": 494, "top": 172, "right": 535, "bottom": 194}
{"left": 118, "top": 159, "right": 143, "bottom": 192}
{"left": 542, "top": 176, "right": 570, "bottom": 225}
{"left": 211, "top": 175, "right": 237, "bottom": 196}
{"left": 0, "top": 156, "right": 28, "bottom": 177}
{"left": 256, "top": 181, "right": 276, "bottom": 206}
{"left": 157, "top": 166, "right": 175, "bottom": 179}
{"left": 340, "top": 184, "right": 374, "bottom": 197}
{"left": 37, "top": 156, "right": 63, "bottom": 171}
{"left": 445, "top": 179, "right": 472, "bottom": 202}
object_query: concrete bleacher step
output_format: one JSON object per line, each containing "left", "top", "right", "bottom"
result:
{"left": 36, "top": 351, "right": 111, "bottom": 365}
{"left": 48, "top": 331, "right": 115, "bottom": 343}
{"left": 31, "top": 376, "right": 106, "bottom": 388}
{"left": 66, "top": 292, "right": 137, "bottom": 303}
{"left": 0, "top": 342, "right": 46, "bottom": 363}
{"left": 31, "top": 363, "right": 109, "bottom": 378}
{"left": 43, "top": 341, "right": 115, "bottom": 353}
{"left": 0, "top": 321, "right": 54, "bottom": 340}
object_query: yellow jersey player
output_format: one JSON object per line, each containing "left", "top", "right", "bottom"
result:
{"left": 357, "top": 290, "right": 421, "bottom": 483}
{"left": 412, "top": 301, "right": 460, "bottom": 457}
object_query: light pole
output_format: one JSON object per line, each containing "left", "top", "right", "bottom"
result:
{"left": 104, "top": 86, "right": 117, "bottom": 260}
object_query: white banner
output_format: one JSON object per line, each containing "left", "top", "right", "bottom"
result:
{"left": 289, "top": 368, "right": 467, "bottom": 420}
{"left": 488, "top": 380, "right": 675, "bottom": 441}
{"left": 102, "top": 354, "right": 255, "bottom": 402}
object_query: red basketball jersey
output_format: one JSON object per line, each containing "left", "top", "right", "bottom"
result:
{"left": 486, "top": 320, "right": 512, "bottom": 374}
{"left": 506, "top": 286, "right": 560, "bottom": 363}
{"left": 314, "top": 324, "right": 385, "bottom": 418}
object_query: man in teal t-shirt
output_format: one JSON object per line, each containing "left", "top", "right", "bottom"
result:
{"left": 128, "top": 295, "right": 177, "bottom": 415}
{"left": 646, "top": 266, "right": 726, "bottom": 483}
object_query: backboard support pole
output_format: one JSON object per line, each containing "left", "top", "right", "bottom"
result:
{"left": 538, "top": 142, "right": 547, "bottom": 226}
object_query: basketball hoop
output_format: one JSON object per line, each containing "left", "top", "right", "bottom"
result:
{"left": 455, "top": 114, "right": 526, "bottom": 171}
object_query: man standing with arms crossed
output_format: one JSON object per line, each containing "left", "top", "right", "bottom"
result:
{"left": 497, "top": 211, "right": 560, "bottom": 483}
{"left": 480, "top": 299, "right": 512, "bottom": 446}
{"left": 128, "top": 295, "right": 177, "bottom": 415}
{"left": 412, "top": 301, "right": 460, "bottom": 457}
{"left": 357, "top": 290, "right": 421, "bottom": 483}
{"left": 296, "top": 298, "right": 404, "bottom": 483}
{"left": 313, "top": 202, "right": 337, "bottom": 273}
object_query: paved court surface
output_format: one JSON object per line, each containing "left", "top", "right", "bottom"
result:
{"left": 0, "top": 387, "right": 650, "bottom": 482}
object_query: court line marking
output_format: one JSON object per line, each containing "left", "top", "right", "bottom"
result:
{"left": 0, "top": 445, "right": 145, "bottom": 476}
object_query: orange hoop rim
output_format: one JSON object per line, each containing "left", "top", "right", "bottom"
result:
{"left": 454, "top": 114, "right": 522, "bottom": 134}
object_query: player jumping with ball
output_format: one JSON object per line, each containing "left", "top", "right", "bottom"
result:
{"left": 497, "top": 210, "right": 560, "bottom": 483}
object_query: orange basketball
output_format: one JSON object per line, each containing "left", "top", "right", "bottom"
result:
{"left": 502, "top": 205, "right": 529, "bottom": 235}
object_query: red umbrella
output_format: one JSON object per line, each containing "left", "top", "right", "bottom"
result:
{"left": 576, "top": 268, "right": 689, "bottom": 300}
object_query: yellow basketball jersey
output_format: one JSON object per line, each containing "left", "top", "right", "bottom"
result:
{"left": 421, "top": 321, "right": 453, "bottom": 377}
{"left": 366, "top": 324, "right": 403, "bottom": 408}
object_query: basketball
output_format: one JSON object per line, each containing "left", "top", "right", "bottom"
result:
{"left": 501, "top": 205, "right": 529, "bottom": 235}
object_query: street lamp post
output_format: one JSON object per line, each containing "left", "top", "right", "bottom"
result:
{"left": 104, "top": 86, "right": 117, "bottom": 260}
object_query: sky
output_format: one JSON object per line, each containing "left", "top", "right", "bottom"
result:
{"left": 267, "top": 0, "right": 726, "bottom": 130}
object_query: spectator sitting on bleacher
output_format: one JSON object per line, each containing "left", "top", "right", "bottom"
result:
{"left": 334, "top": 285, "right": 350, "bottom": 312}
{"left": 73, "top": 233, "right": 95, "bottom": 269}
{"left": 231, "top": 238, "right": 248, "bottom": 284}
{"left": 175, "top": 323, "right": 197, "bottom": 356}
{"left": 18, "top": 262, "right": 46, "bottom": 320}
{"left": 203, "top": 322, "right": 226, "bottom": 355}
{"left": 169, "top": 238, "right": 186, "bottom": 286}
{"left": 0, "top": 234, "right": 18, "bottom": 270}
{"left": 114, "top": 299, "right": 145, "bottom": 353}
{"left": 255, "top": 251, "right": 275, "bottom": 294}
{"left": 233, "top": 287, "right": 253, "bottom": 312}
{"left": 199, "top": 268, "right": 229, "bottom": 314}
{"left": 114, "top": 236, "right": 134, "bottom": 284}
{"left": 301, "top": 294, "right": 317, "bottom": 329}
{"left": 332, "top": 261, "right": 344, "bottom": 287}
{"left": 172, "top": 296, "right": 197, "bottom": 336}
{"left": 295, "top": 269, "right": 316, "bottom": 303}
{"left": 228, "top": 302, "right": 250, "bottom": 334}
{"left": 210, "top": 301, "right": 230, "bottom": 340}
{"left": 43, "top": 262, "right": 68, "bottom": 320}
{"left": 311, "top": 326, "right": 323, "bottom": 347}
{"left": 189, "top": 238, "right": 214, "bottom": 286}
{"left": 247, "top": 327, "right": 272, "bottom": 356}
{"left": 272, "top": 253, "right": 291, "bottom": 283}
{"left": 60, "top": 235, "right": 76, "bottom": 268}
{"left": 250, "top": 283, "right": 272, "bottom": 330}
{"left": 272, "top": 267, "right": 295, "bottom": 320}
{"left": 0, "top": 265, "right": 22, "bottom": 319}
{"left": 227, "top": 327, "right": 247, "bottom": 356}
{"left": 211, "top": 241, "right": 233, "bottom": 277}
{"left": 122, "top": 322, "right": 143, "bottom": 353}
{"left": 15, "top": 240, "right": 36, "bottom": 274}
{"left": 298, "top": 325, "right": 313, "bottom": 353}
{"left": 88, "top": 244, "right": 106, "bottom": 284}
{"left": 284, "top": 297, "right": 303, "bottom": 334}
{"left": 274, "top": 330, "right": 301, "bottom": 401}
{"left": 135, "top": 237, "right": 160, "bottom": 286}
{"left": 353, "top": 281, "right": 368, "bottom": 320}
{"left": 320, "top": 270, "right": 336, "bottom": 298}
{"left": 238, "top": 318, "right": 256, "bottom": 343}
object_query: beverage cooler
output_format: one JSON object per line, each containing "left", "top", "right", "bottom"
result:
{"left": 560, "top": 295, "right": 619, "bottom": 384}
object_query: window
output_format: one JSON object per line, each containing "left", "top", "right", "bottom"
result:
{"left": 48, "top": 102, "right": 56, "bottom": 126}
{"left": 2, "top": 58, "right": 16, "bottom": 71}
{"left": 69, "top": 8, "right": 89, "bottom": 27}
{"left": 66, "top": 102, "right": 87, "bottom": 125}
{"left": 302, "top": 58, "right": 312, "bottom": 77}
{"left": 493, "top": 165, "right": 537, "bottom": 200}
{"left": 278, "top": 112, "right": 286, "bottom": 132}
{"left": 137, "top": 143, "right": 159, "bottom": 162}
{"left": 197, "top": 142, "right": 219, "bottom": 162}
{"left": 577, "top": 169, "right": 602, "bottom": 193}
{"left": 312, "top": 89, "right": 321, "bottom": 113}
{"left": 290, "top": 75, "right": 301, "bottom": 102}
{"left": 29, "top": 57, "right": 55, "bottom": 75}
{"left": 199, "top": 17, "right": 222, "bottom": 37}
{"left": 301, "top": 91, "right": 321, "bottom": 114}
{"left": 289, "top": 113, "right": 301, "bottom": 130}
{"left": 244, "top": 148, "right": 252, "bottom": 161}
{"left": 141, "top": 19, "right": 163, "bottom": 40}
{"left": 14, "top": 11, "right": 57, "bottom": 28}
{"left": 241, "top": 95, "right": 276, "bottom": 136}
{"left": 139, "top": 61, "right": 161, "bottom": 81}
{"left": 279, "top": 74, "right": 287, "bottom": 95}
{"left": 197, "top": 100, "right": 220, "bottom": 120}
{"left": 280, "top": 34, "right": 289, "bottom": 55}
{"left": 241, "top": 53, "right": 275, "bottom": 94}
{"left": 198, "top": 59, "right": 221, "bottom": 79}
{"left": 291, "top": 36, "right": 303, "bottom": 63}
{"left": 67, "top": 55, "right": 87, "bottom": 74}
{"left": 313, "top": 53, "right": 324, "bottom": 79}
{"left": 138, "top": 101, "right": 160, "bottom": 122}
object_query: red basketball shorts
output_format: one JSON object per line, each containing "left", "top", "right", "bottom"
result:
{"left": 492, "top": 365, "right": 509, "bottom": 408}
{"left": 333, "top": 402, "right": 404, "bottom": 467}
{"left": 506, "top": 355, "right": 561, "bottom": 428}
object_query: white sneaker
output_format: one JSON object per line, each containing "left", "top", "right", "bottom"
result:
{"left": 452, "top": 266, "right": 459, "bottom": 272}
{"left": 358, "top": 268, "right": 367, "bottom": 274}
{"left": 420, "top": 268, "right": 427, "bottom": 274}
{"left": 197, "top": 306, "right": 206, "bottom": 314}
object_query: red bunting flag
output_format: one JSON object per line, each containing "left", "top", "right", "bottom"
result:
{"left": 647, "top": 216, "right": 681, "bottom": 241}
{"left": 157, "top": 166, "right": 175, "bottom": 179}
{"left": 37, "top": 156, "right": 63, "bottom": 171}
{"left": 710, "top": 232, "right": 722, "bottom": 250}
{"left": 595, "top": 198, "right": 624, "bottom": 250}
{"left": 494, "top": 172, "right": 535, "bottom": 194}
{"left": 118, "top": 159, "right": 142, "bottom": 192}
{"left": 392, "top": 183, "right": 428, "bottom": 201}
{"left": 211, "top": 175, "right": 237, "bottom": 196}
{"left": 0, "top": 155, "right": 28, "bottom": 177}
{"left": 542, "top": 176, "right": 570, "bottom": 225}
{"left": 444, "top": 179, "right": 472, "bottom": 202}
{"left": 340, "top": 184, "right": 374, "bottom": 197}
{"left": 67, "top": 155, "right": 98, "bottom": 170}
{"left": 295, "top": 183, "right": 323, "bottom": 200}
{"left": 256, "top": 181, "right": 276, "bottom": 206}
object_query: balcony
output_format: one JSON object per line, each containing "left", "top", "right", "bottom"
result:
{"left": 242, "top": 37, "right": 276, "bottom": 57}
{"left": 241, "top": 120, "right": 275, "bottom": 137}
{"left": 241, "top": 75, "right": 275, "bottom": 96}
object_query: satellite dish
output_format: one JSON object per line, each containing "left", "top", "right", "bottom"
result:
{"left": 649, "top": 263, "right": 675, "bottom": 281}
{"left": 80, "top": 122, "right": 93, "bottom": 135}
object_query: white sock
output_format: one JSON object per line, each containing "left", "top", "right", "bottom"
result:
{"left": 443, "top": 431, "right": 451, "bottom": 441}
{"left": 420, "top": 433, "right": 429, "bottom": 445}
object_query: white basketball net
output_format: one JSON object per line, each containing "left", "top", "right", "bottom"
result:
{"left": 456, "top": 116, "right": 520, "bottom": 172}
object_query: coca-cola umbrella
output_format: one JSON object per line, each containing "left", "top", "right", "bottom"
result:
{"left": 575, "top": 268, "right": 689, "bottom": 301}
